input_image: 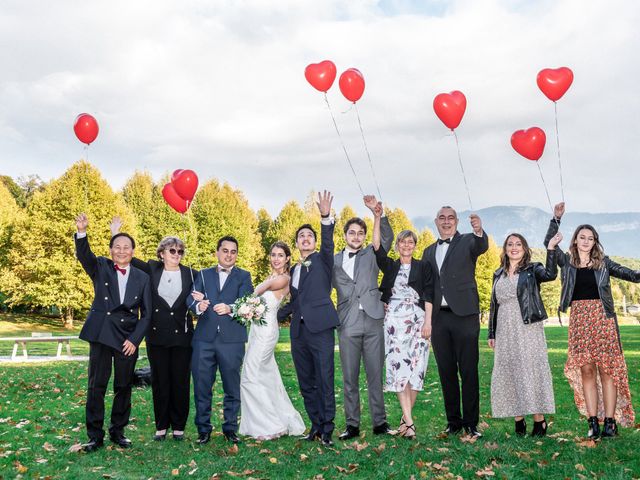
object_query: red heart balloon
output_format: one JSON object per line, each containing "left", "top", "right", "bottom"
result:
{"left": 304, "top": 60, "right": 337, "bottom": 93}
{"left": 171, "top": 169, "right": 199, "bottom": 202}
{"left": 511, "top": 127, "right": 546, "bottom": 161}
{"left": 339, "top": 68, "right": 365, "bottom": 103}
{"left": 162, "top": 183, "right": 189, "bottom": 214}
{"left": 537, "top": 67, "right": 574, "bottom": 102}
{"left": 433, "top": 91, "right": 467, "bottom": 130}
{"left": 73, "top": 113, "right": 99, "bottom": 145}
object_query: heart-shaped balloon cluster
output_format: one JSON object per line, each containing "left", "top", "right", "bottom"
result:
{"left": 162, "top": 169, "right": 199, "bottom": 214}
{"left": 305, "top": 60, "right": 366, "bottom": 103}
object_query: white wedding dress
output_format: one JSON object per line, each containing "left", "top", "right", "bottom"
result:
{"left": 239, "top": 290, "right": 305, "bottom": 439}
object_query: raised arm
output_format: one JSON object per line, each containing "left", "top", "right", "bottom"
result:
{"left": 606, "top": 258, "right": 640, "bottom": 283}
{"left": 469, "top": 214, "right": 489, "bottom": 256}
{"left": 317, "top": 190, "right": 335, "bottom": 268}
{"left": 254, "top": 274, "right": 289, "bottom": 296}
{"left": 543, "top": 203, "right": 567, "bottom": 267}
{"left": 74, "top": 213, "right": 98, "bottom": 279}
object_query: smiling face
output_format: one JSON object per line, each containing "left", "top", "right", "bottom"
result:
{"left": 296, "top": 228, "right": 316, "bottom": 256}
{"left": 575, "top": 228, "right": 596, "bottom": 255}
{"left": 344, "top": 222, "right": 366, "bottom": 250}
{"left": 216, "top": 240, "right": 238, "bottom": 269}
{"left": 110, "top": 236, "right": 134, "bottom": 267}
{"left": 269, "top": 246, "right": 290, "bottom": 274}
{"left": 160, "top": 244, "right": 183, "bottom": 269}
{"left": 505, "top": 235, "right": 525, "bottom": 264}
{"left": 435, "top": 207, "right": 459, "bottom": 240}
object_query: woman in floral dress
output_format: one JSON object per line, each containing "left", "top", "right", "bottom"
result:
{"left": 373, "top": 212, "right": 430, "bottom": 439}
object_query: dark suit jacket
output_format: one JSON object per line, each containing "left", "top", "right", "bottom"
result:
{"left": 131, "top": 258, "right": 196, "bottom": 348}
{"left": 421, "top": 231, "right": 489, "bottom": 316}
{"left": 187, "top": 266, "right": 253, "bottom": 343}
{"left": 75, "top": 234, "right": 152, "bottom": 351}
{"left": 278, "top": 222, "right": 340, "bottom": 338}
{"left": 374, "top": 246, "right": 430, "bottom": 305}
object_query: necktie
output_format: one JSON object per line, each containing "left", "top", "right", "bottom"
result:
{"left": 113, "top": 264, "right": 127, "bottom": 276}
{"left": 437, "top": 238, "right": 451, "bottom": 245}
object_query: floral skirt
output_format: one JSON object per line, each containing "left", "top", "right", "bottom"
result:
{"left": 564, "top": 299, "right": 634, "bottom": 426}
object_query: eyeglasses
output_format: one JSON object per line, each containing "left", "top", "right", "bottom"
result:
{"left": 167, "top": 248, "right": 185, "bottom": 256}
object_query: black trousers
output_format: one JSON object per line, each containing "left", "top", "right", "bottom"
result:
{"left": 431, "top": 310, "right": 480, "bottom": 429}
{"left": 291, "top": 323, "right": 336, "bottom": 435}
{"left": 86, "top": 342, "right": 138, "bottom": 441}
{"left": 147, "top": 344, "right": 192, "bottom": 431}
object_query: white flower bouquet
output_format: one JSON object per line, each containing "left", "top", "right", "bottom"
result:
{"left": 230, "top": 294, "right": 268, "bottom": 326}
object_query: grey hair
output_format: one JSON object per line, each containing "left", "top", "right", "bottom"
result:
{"left": 436, "top": 205, "right": 458, "bottom": 219}
{"left": 156, "top": 236, "right": 186, "bottom": 260}
{"left": 394, "top": 229, "right": 418, "bottom": 252}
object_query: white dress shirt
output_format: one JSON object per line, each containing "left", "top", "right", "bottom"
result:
{"left": 436, "top": 240, "right": 450, "bottom": 306}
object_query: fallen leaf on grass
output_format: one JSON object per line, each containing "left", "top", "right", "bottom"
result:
{"left": 483, "top": 442, "right": 498, "bottom": 450}
{"left": 460, "top": 434, "right": 478, "bottom": 444}
{"left": 373, "top": 443, "right": 386, "bottom": 455}
{"left": 349, "top": 440, "right": 368, "bottom": 451}
{"left": 475, "top": 467, "right": 495, "bottom": 477}
{"left": 43, "top": 442, "right": 57, "bottom": 452}
{"left": 68, "top": 443, "right": 83, "bottom": 453}
{"left": 259, "top": 448, "right": 271, "bottom": 454}
{"left": 227, "top": 444, "right": 239, "bottom": 455}
{"left": 514, "top": 451, "right": 531, "bottom": 461}
{"left": 551, "top": 452, "right": 560, "bottom": 460}
{"left": 269, "top": 457, "right": 278, "bottom": 464}
{"left": 36, "top": 458, "right": 48, "bottom": 464}
{"left": 575, "top": 464, "right": 586, "bottom": 472}
{"left": 300, "top": 454, "right": 309, "bottom": 461}
{"left": 574, "top": 438, "right": 597, "bottom": 448}
{"left": 171, "top": 468, "right": 180, "bottom": 476}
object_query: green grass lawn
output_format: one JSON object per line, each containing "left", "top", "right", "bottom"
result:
{"left": 1, "top": 314, "right": 640, "bottom": 479}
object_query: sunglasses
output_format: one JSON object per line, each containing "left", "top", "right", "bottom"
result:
{"left": 167, "top": 248, "right": 185, "bottom": 256}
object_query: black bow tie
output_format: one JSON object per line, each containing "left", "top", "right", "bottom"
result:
{"left": 347, "top": 251, "right": 358, "bottom": 258}
{"left": 438, "top": 238, "right": 451, "bottom": 245}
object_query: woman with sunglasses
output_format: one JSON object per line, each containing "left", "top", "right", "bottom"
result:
{"left": 545, "top": 204, "right": 640, "bottom": 439}
{"left": 111, "top": 218, "right": 196, "bottom": 441}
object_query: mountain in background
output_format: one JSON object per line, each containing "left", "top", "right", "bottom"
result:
{"left": 413, "top": 206, "right": 640, "bottom": 258}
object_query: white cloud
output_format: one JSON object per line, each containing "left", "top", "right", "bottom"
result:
{"left": 0, "top": 0, "right": 638, "bottom": 219}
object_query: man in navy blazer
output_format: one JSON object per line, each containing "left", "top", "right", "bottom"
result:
{"left": 277, "top": 191, "right": 340, "bottom": 446}
{"left": 187, "top": 236, "right": 253, "bottom": 444}
{"left": 74, "top": 213, "right": 152, "bottom": 452}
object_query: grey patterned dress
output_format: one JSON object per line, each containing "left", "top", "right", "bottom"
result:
{"left": 384, "top": 264, "right": 429, "bottom": 392}
{"left": 490, "top": 274, "right": 555, "bottom": 417}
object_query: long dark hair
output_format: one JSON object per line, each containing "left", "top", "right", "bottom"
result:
{"left": 569, "top": 224, "right": 604, "bottom": 269}
{"left": 499, "top": 233, "right": 532, "bottom": 273}
{"left": 270, "top": 241, "right": 292, "bottom": 274}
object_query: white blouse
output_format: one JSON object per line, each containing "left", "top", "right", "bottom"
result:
{"left": 158, "top": 269, "right": 182, "bottom": 307}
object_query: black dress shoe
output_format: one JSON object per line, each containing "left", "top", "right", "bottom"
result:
{"left": 300, "top": 429, "right": 321, "bottom": 441}
{"left": 197, "top": 432, "right": 211, "bottom": 444}
{"left": 373, "top": 422, "right": 392, "bottom": 435}
{"left": 81, "top": 438, "right": 103, "bottom": 452}
{"left": 443, "top": 425, "right": 462, "bottom": 435}
{"left": 224, "top": 431, "right": 241, "bottom": 444}
{"left": 338, "top": 425, "right": 360, "bottom": 441}
{"left": 173, "top": 433, "right": 185, "bottom": 441}
{"left": 464, "top": 426, "right": 483, "bottom": 438}
{"left": 109, "top": 434, "right": 132, "bottom": 448}
{"left": 321, "top": 433, "right": 334, "bottom": 446}
{"left": 154, "top": 433, "right": 166, "bottom": 441}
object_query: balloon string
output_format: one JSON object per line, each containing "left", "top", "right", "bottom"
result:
{"left": 354, "top": 103, "right": 383, "bottom": 202}
{"left": 452, "top": 130, "right": 473, "bottom": 211}
{"left": 554, "top": 102, "right": 565, "bottom": 203}
{"left": 536, "top": 162, "right": 559, "bottom": 226}
{"left": 323, "top": 93, "right": 364, "bottom": 196}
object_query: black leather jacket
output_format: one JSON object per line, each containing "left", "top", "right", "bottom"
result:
{"left": 488, "top": 249, "right": 557, "bottom": 340}
{"left": 544, "top": 219, "right": 640, "bottom": 317}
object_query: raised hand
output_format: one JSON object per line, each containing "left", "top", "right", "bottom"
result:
{"left": 316, "top": 190, "right": 333, "bottom": 217}
{"left": 363, "top": 195, "right": 378, "bottom": 212}
{"left": 547, "top": 231, "right": 563, "bottom": 250}
{"left": 75, "top": 213, "right": 88, "bottom": 233}
{"left": 373, "top": 201, "right": 383, "bottom": 218}
{"left": 469, "top": 214, "right": 483, "bottom": 235}
{"left": 554, "top": 202, "right": 565, "bottom": 220}
{"left": 110, "top": 216, "right": 122, "bottom": 237}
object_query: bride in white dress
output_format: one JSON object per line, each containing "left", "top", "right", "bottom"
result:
{"left": 239, "top": 241, "right": 305, "bottom": 439}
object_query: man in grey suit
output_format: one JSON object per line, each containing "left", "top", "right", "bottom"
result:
{"left": 332, "top": 195, "right": 393, "bottom": 440}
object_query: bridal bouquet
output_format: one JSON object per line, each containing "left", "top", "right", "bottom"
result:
{"left": 230, "top": 294, "right": 268, "bottom": 326}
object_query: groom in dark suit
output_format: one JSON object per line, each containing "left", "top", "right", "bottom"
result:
{"left": 278, "top": 190, "right": 339, "bottom": 446}
{"left": 188, "top": 236, "right": 253, "bottom": 444}
{"left": 74, "top": 213, "right": 152, "bottom": 452}
{"left": 422, "top": 206, "right": 488, "bottom": 438}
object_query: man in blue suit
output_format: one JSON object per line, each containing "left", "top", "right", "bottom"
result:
{"left": 278, "top": 190, "right": 339, "bottom": 446}
{"left": 188, "top": 236, "right": 253, "bottom": 444}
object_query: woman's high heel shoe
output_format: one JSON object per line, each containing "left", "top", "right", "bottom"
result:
{"left": 401, "top": 423, "right": 416, "bottom": 440}
{"left": 515, "top": 418, "right": 526, "bottom": 436}
{"left": 531, "top": 418, "right": 547, "bottom": 437}
{"left": 587, "top": 416, "right": 600, "bottom": 440}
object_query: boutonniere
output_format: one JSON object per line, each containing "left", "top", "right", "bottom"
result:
{"left": 301, "top": 259, "right": 312, "bottom": 272}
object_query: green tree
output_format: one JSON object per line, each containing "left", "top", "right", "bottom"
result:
{"left": 1, "top": 161, "right": 136, "bottom": 327}
{"left": 334, "top": 204, "right": 358, "bottom": 252}
{"left": 255, "top": 208, "right": 273, "bottom": 281}
{"left": 0, "top": 175, "right": 26, "bottom": 208}
{"left": 476, "top": 236, "right": 501, "bottom": 319}
{"left": 266, "top": 201, "right": 307, "bottom": 263}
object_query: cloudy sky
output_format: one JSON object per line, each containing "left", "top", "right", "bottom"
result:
{"left": 0, "top": 0, "right": 638, "bottom": 218}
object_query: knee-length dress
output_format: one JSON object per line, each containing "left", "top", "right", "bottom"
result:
{"left": 490, "top": 274, "right": 555, "bottom": 417}
{"left": 384, "top": 264, "right": 429, "bottom": 392}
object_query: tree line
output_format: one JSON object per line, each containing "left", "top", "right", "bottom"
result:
{"left": 1, "top": 161, "right": 636, "bottom": 328}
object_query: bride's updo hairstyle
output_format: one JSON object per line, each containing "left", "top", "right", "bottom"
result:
{"left": 270, "top": 241, "right": 292, "bottom": 274}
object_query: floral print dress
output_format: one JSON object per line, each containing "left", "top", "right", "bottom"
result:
{"left": 384, "top": 264, "right": 429, "bottom": 392}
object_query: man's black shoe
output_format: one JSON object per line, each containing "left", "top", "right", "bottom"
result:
{"left": 338, "top": 425, "right": 360, "bottom": 441}
{"left": 443, "top": 425, "right": 463, "bottom": 435}
{"left": 300, "top": 429, "right": 321, "bottom": 441}
{"left": 373, "top": 422, "right": 392, "bottom": 435}
{"left": 109, "top": 434, "right": 132, "bottom": 448}
{"left": 464, "top": 426, "right": 483, "bottom": 438}
{"left": 224, "top": 431, "right": 241, "bottom": 444}
{"left": 81, "top": 438, "right": 103, "bottom": 452}
{"left": 196, "top": 432, "right": 211, "bottom": 445}
{"left": 321, "top": 433, "right": 334, "bottom": 446}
